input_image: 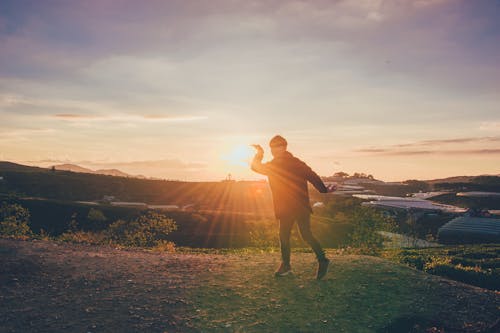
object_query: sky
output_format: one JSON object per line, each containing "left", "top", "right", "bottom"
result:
{"left": 0, "top": 0, "right": 499, "bottom": 181}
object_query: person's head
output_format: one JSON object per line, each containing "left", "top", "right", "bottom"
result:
{"left": 269, "top": 135, "right": 287, "bottom": 157}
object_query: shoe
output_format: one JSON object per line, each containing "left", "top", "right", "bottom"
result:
{"left": 274, "top": 262, "right": 292, "bottom": 277}
{"left": 316, "top": 259, "right": 330, "bottom": 280}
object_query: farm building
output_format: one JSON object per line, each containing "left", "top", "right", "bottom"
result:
{"left": 438, "top": 216, "right": 500, "bottom": 244}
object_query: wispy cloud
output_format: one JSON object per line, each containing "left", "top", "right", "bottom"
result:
{"left": 357, "top": 149, "right": 500, "bottom": 156}
{"left": 0, "top": 128, "right": 56, "bottom": 141}
{"left": 52, "top": 113, "right": 207, "bottom": 122}
{"left": 54, "top": 113, "right": 99, "bottom": 119}
{"left": 98, "top": 159, "right": 208, "bottom": 170}
{"left": 480, "top": 122, "right": 500, "bottom": 131}
{"left": 394, "top": 136, "right": 500, "bottom": 148}
{"left": 356, "top": 149, "right": 432, "bottom": 156}
{"left": 356, "top": 136, "right": 500, "bottom": 156}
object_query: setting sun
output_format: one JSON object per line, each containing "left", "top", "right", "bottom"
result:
{"left": 222, "top": 144, "right": 255, "bottom": 167}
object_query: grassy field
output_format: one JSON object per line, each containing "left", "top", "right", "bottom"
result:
{"left": 1, "top": 239, "right": 499, "bottom": 332}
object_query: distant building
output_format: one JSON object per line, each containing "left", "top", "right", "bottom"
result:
{"left": 438, "top": 216, "right": 500, "bottom": 244}
{"left": 101, "top": 195, "right": 116, "bottom": 203}
{"left": 182, "top": 204, "right": 196, "bottom": 211}
{"left": 457, "top": 191, "right": 500, "bottom": 198}
{"left": 148, "top": 205, "right": 180, "bottom": 211}
{"left": 110, "top": 202, "right": 148, "bottom": 209}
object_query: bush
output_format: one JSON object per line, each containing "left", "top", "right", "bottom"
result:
{"left": 106, "top": 211, "right": 177, "bottom": 247}
{"left": 152, "top": 240, "right": 176, "bottom": 253}
{"left": 0, "top": 202, "right": 33, "bottom": 239}
{"left": 383, "top": 246, "right": 500, "bottom": 291}
{"left": 346, "top": 207, "right": 395, "bottom": 254}
{"left": 248, "top": 219, "right": 280, "bottom": 248}
{"left": 58, "top": 230, "right": 106, "bottom": 245}
{"left": 424, "top": 260, "right": 499, "bottom": 290}
{"left": 86, "top": 208, "right": 107, "bottom": 229}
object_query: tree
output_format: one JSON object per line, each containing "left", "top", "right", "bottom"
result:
{"left": 333, "top": 171, "right": 349, "bottom": 179}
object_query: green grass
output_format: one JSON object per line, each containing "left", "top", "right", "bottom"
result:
{"left": 382, "top": 244, "right": 500, "bottom": 291}
{"left": 185, "top": 252, "right": 499, "bottom": 332}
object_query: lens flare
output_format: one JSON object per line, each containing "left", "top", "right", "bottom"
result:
{"left": 222, "top": 144, "right": 255, "bottom": 167}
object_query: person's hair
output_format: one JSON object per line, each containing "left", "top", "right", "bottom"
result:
{"left": 269, "top": 135, "right": 287, "bottom": 148}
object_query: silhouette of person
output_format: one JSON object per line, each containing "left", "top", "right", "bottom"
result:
{"left": 251, "top": 135, "right": 334, "bottom": 279}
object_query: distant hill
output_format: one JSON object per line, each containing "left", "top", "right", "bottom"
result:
{"left": 53, "top": 164, "right": 95, "bottom": 174}
{"left": 0, "top": 161, "right": 275, "bottom": 214}
{"left": 426, "top": 176, "right": 476, "bottom": 184}
{"left": 95, "top": 169, "right": 132, "bottom": 177}
{"left": 53, "top": 164, "right": 134, "bottom": 178}
{"left": 0, "top": 161, "right": 47, "bottom": 173}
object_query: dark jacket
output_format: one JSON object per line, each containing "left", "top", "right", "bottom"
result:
{"left": 251, "top": 151, "right": 327, "bottom": 218}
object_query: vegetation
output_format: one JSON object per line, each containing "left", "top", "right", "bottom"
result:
{"left": 436, "top": 175, "right": 500, "bottom": 191}
{"left": 106, "top": 211, "right": 177, "bottom": 247}
{"left": 383, "top": 245, "right": 500, "bottom": 291}
{"left": 323, "top": 171, "right": 375, "bottom": 181}
{"left": 432, "top": 192, "right": 500, "bottom": 210}
{"left": 2, "top": 163, "right": 499, "bottom": 292}
{"left": 0, "top": 200, "right": 177, "bottom": 250}
{"left": 0, "top": 162, "right": 274, "bottom": 213}
{"left": 0, "top": 203, "right": 33, "bottom": 238}
{"left": 346, "top": 207, "right": 396, "bottom": 254}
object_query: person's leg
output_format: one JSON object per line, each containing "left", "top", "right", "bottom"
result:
{"left": 279, "top": 215, "right": 294, "bottom": 266}
{"left": 296, "top": 213, "right": 326, "bottom": 262}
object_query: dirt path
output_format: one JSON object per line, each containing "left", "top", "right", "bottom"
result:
{"left": 1, "top": 239, "right": 499, "bottom": 332}
{"left": 1, "top": 239, "right": 225, "bottom": 332}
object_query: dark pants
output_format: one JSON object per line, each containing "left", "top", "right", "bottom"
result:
{"left": 279, "top": 212, "right": 326, "bottom": 265}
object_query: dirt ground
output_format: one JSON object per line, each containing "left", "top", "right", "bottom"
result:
{"left": 1, "top": 239, "right": 499, "bottom": 333}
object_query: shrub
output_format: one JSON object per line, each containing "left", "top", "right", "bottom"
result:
{"left": 86, "top": 208, "right": 107, "bottom": 229}
{"left": 152, "top": 240, "right": 176, "bottom": 253}
{"left": 424, "top": 260, "right": 499, "bottom": 290}
{"left": 346, "top": 207, "right": 395, "bottom": 254}
{"left": 106, "top": 211, "right": 177, "bottom": 247}
{"left": 384, "top": 246, "right": 500, "bottom": 291}
{"left": 58, "top": 230, "right": 106, "bottom": 245}
{"left": 0, "top": 202, "right": 33, "bottom": 239}
{"left": 248, "top": 219, "right": 280, "bottom": 248}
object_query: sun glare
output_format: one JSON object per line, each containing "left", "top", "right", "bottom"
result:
{"left": 222, "top": 144, "right": 255, "bottom": 167}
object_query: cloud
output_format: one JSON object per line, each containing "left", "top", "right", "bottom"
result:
{"left": 356, "top": 148, "right": 500, "bottom": 156}
{"left": 0, "top": 93, "right": 207, "bottom": 123}
{"left": 1, "top": 1, "right": 496, "bottom": 78}
{"left": 52, "top": 113, "right": 207, "bottom": 123}
{"left": 0, "top": 127, "right": 56, "bottom": 140}
{"left": 356, "top": 136, "right": 500, "bottom": 156}
{"left": 356, "top": 148, "right": 432, "bottom": 156}
{"left": 100, "top": 159, "right": 207, "bottom": 170}
{"left": 394, "top": 136, "right": 500, "bottom": 148}
{"left": 480, "top": 122, "right": 500, "bottom": 131}
{"left": 54, "top": 113, "right": 98, "bottom": 119}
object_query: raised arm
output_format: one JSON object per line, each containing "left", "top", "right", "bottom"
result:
{"left": 250, "top": 144, "right": 270, "bottom": 175}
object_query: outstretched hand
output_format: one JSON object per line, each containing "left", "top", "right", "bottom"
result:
{"left": 251, "top": 144, "right": 264, "bottom": 155}
{"left": 326, "top": 184, "right": 337, "bottom": 193}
